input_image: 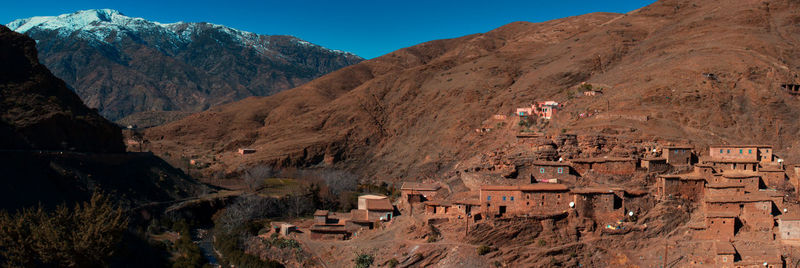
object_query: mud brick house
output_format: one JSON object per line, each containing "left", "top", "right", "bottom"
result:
{"left": 640, "top": 157, "right": 669, "bottom": 173}
{"left": 705, "top": 183, "right": 745, "bottom": 196}
{"left": 424, "top": 200, "right": 452, "bottom": 215}
{"left": 662, "top": 145, "right": 694, "bottom": 166}
{"left": 525, "top": 161, "right": 578, "bottom": 183}
{"left": 731, "top": 243, "right": 783, "bottom": 268}
{"left": 314, "top": 210, "right": 331, "bottom": 224}
{"left": 714, "top": 242, "right": 736, "bottom": 268}
{"left": 309, "top": 224, "right": 350, "bottom": 240}
{"left": 515, "top": 106, "right": 534, "bottom": 117}
{"left": 535, "top": 101, "right": 559, "bottom": 119}
{"left": 571, "top": 188, "right": 624, "bottom": 223}
{"left": 656, "top": 174, "right": 705, "bottom": 201}
{"left": 758, "top": 167, "right": 788, "bottom": 189}
{"left": 705, "top": 195, "right": 775, "bottom": 232}
{"left": 400, "top": 182, "right": 441, "bottom": 202}
{"left": 238, "top": 148, "right": 256, "bottom": 155}
{"left": 705, "top": 212, "right": 738, "bottom": 240}
{"left": 710, "top": 172, "right": 762, "bottom": 193}
{"left": 778, "top": 211, "right": 800, "bottom": 245}
{"left": 694, "top": 163, "right": 716, "bottom": 175}
{"left": 570, "top": 157, "right": 637, "bottom": 176}
{"left": 480, "top": 184, "right": 570, "bottom": 218}
{"left": 357, "top": 195, "right": 395, "bottom": 221}
{"left": 705, "top": 159, "right": 759, "bottom": 172}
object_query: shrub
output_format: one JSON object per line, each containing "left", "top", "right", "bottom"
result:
{"left": 538, "top": 239, "right": 547, "bottom": 247}
{"left": 0, "top": 191, "right": 128, "bottom": 267}
{"left": 387, "top": 258, "right": 399, "bottom": 268}
{"left": 354, "top": 253, "right": 374, "bottom": 268}
{"left": 477, "top": 245, "right": 493, "bottom": 255}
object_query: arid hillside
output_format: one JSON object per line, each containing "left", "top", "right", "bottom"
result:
{"left": 145, "top": 0, "right": 800, "bottom": 180}
{"left": 0, "top": 25, "right": 206, "bottom": 209}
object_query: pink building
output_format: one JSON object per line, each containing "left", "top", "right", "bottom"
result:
{"left": 515, "top": 101, "right": 560, "bottom": 120}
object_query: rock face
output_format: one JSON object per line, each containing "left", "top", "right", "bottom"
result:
{"left": 7, "top": 9, "right": 363, "bottom": 121}
{"left": 145, "top": 0, "right": 800, "bottom": 179}
{"left": 0, "top": 25, "right": 205, "bottom": 209}
{"left": 0, "top": 25, "right": 123, "bottom": 152}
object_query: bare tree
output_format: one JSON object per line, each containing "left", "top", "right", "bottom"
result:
{"left": 242, "top": 166, "right": 274, "bottom": 192}
{"left": 320, "top": 169, "right": 358, "bottom": 195}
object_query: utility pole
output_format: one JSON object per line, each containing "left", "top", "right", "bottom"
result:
{"left": 465, "top": 213, "right": 469, "bottom": 235}
{"left": 663, "top": 242, "right": 668, "bottom": 268}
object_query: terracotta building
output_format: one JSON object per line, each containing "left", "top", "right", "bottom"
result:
{"left": 759, "top": 167, "right": 788, "bottom": 190}
{"left": 714, "top": 241, "right": 736, "bottom": 268}
{"left": 705, "top": 183, "right": 745, "bottom": 196}
{"left": 705, "top": 211, "right": 738, "bottom": 240}
{"left": 400, "top": 182, "right": 441, "bottom": 202}
{"left": 656, "top": 174, "right": 705, "bottom": 201}
{"left": 571, "top": 188, "right": 624, "bottom": 223}
{"left": 480, "top": 184, "right": 570, "bottom": 218}
{"left": 570, "top": 157, "right": 637, "bottom": 176}
{"left": 708, "top": 145, "right": 772, "bottom": 162}
{"left": 705, "top": 195, "right": 775, "bottom": 232}
{"left": 357, "top": 195, "right": 395, "bottom": 221}
{"left": 710, "top": 172, "right": 761, "bottom": 193}
{"left": 778, "top": 210, "right": 800, "bottom": 245}
{"left": 640, "top": 157, "right": 669, "bottom": 173}
{"left": 524, "top": 161, "right": 579, "bottom": 183}
{"left": 662, "top": 145, "right": 694, "bottom": 166}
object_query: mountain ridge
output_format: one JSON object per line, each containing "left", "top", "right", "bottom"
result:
{"left": 6, "top": 9, "right": 363, "bottom": 121}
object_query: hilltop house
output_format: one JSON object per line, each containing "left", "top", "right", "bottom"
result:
{"left": 656, "top": 174, "right": 705, "bottom": 201}
{"left": 662, "top": 145, "right": 694, "bottom": 166}
{"left": 480, "top": 184, "right": 570, "bottom": 218}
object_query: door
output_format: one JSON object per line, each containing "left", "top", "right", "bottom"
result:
{"left": 499, "top": 206, "right": 506, "bottom": 216}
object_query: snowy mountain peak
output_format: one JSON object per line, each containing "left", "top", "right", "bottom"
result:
{"left": 7, "top": 9, "right": 130, "bottom": 33}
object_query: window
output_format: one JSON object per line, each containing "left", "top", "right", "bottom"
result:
{"left": 487, "top": 196, "right": 491, "bottom": 201}
{"left": 727, "top": 149, "right": 730, "bottom": 153}
{"left": 510, "top": 196, "right": 514, "bottom": 201}
{"left": 557, "top": 167, "right": 563, "bottom": 174}
{"left": 720, "top": 149, "right": 724, "bottom": 154}
{"left": 748, "top": 149, "right": 752, "bottom": 154}
{"left": 526, "top": 194, "right": 530, "bottom": 199}
{"left": 739, "top": 149, "right": 743, "bottom": 154}
{"left": 722, "top": 257, "right": 727, "bottom": 262}
{"left": 519, "top": 112, "right": 524, "bottom": 116}
{"left": 766, "top": 149, "right": 770, "bottom": 153}
{"left": 540, "top": 168, "right": 545, "bottom": 174}
{"left": 502, "top": 196, "right": 506, "bottom": 201}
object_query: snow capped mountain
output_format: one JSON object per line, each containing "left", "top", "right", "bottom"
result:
{"left": 4, "top": 9, "right": 363, "bottom": 122}
{"left": 7, "top": 9, "right": 353, "bottom": 57}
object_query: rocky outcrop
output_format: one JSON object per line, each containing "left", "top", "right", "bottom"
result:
{"left": 0, "top": 25, "right": 123, "bottom": 152}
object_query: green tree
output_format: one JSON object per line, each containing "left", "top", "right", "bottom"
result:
{"left": 0, "top": 191, "right": 129, "bottom": 267}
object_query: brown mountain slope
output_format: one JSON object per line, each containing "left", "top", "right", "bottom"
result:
{"left": 0, "top": 25, "right": 206, "bottom": 210}
{"left": 0, "top": 25, "right": 123, "bottom": 152}
{"left": 145, "top": 0, "right": 800, "bottom": 180}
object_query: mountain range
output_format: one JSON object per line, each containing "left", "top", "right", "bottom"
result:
{"left": 143, "top": 0, "right": 800, "bottom": 180}
{"left": 7, "top": 9, "right": 363, "bottom": 122}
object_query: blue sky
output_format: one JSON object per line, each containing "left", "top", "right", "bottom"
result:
{"left": 2, "top": 0, "right": 655, "bottom": 59}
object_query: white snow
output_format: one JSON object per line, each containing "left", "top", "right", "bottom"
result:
{"left": 5, "top": 9, "right": 357, "bottom": 57}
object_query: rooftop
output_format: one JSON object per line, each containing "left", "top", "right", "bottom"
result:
{"left": 571, "top": 187, "right": 616, "bottom": 194}
{"left": 400, "top": 182, "right": 440, "bottom": 191}
{"left": 531, "top": 161, "right": 572, "bottom": 167}
{"left": 719, "top": 171, "right": 759, "bottom": 178}
{"left": 707, "top": 211, "right": 738, "bottom": 218}
{"left": 481, "top": 184, "right": 569, "bottom": 192}
{"left": 314, "top": 210, "right": 329, "bottom": 217}
{"left": 706, "top": 183, "right": 745, "bottom": 189}
{"left": 664, "top": 145, "right": 693, "bottom": 149}
{"left": 709, "top": 144, "right": 772, "bottom": 148}
{"left": 365, "top": 198, "right": 393, "bottom": 211}
{"left": 359, "top": 194, "right": 388, "bottom": 200}
{"left": 570, "top": 157, "right": 635, "bottom": 163}
{"left": 705, "top": 194, "right": 773, "bottom": 203}
{"left": 715, "top": 241, "right": 736, "bottom": 255}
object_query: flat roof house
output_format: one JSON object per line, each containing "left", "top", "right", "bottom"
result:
{"left": 480, "top": 184, "right": 570, "bottom": 218}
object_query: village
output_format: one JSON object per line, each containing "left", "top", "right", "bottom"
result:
{"left": 244, "top": 96, "right": 800, "bottom": 267}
